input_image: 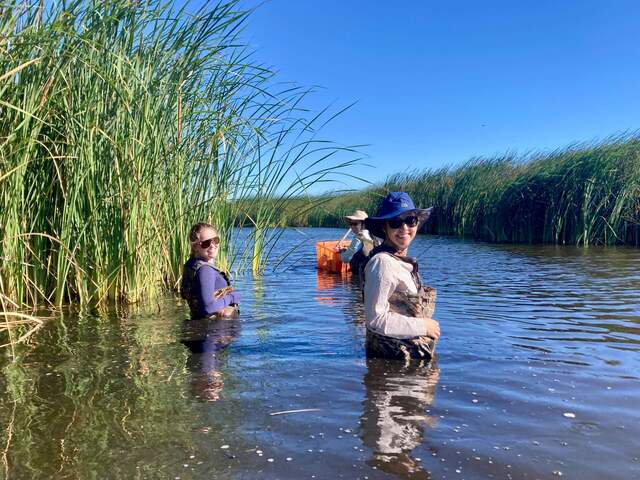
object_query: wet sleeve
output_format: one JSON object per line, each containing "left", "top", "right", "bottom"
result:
{"left": 363, "top": 256, "right": 427, "bottom": 339}
{"left": 196, "top": 266, "right": 239, "bottom": 316}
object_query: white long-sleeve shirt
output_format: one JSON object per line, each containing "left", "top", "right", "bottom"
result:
{"left": 340, "top": 237, "right": 362, "bottom": 263}
{"left": 340, "top": 230, "right": 374, "bottom": 263}
{"left": 363, "top": 253, "right": 428, "bottom": 339}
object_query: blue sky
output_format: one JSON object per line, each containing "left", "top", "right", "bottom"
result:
{"left": 234, "top": 0, "right": 640, "bottom": 192}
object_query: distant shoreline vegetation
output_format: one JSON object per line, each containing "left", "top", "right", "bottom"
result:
{"left": 266, "top": 135, "right": 640, "bottom": 246}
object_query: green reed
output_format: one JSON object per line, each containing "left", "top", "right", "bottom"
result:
{"left": 289, "top": 135, "right": 640, "bottom": 246}
{"left": 1, "top": 0, "right": 355, "bottom": 312}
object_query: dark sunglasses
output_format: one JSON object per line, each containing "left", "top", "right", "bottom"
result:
{"left": 348, "top": 221, "right": 362, "bottom": 227}
{"left": 387, "top": 216, "right": 419, "bottom": 229}
{"left": 195, "top": 236, "right": 220, "bottom": 249}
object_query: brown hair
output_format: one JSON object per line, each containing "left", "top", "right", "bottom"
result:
{"left": 188, "top": 222, "right": 216, "bottom": 242}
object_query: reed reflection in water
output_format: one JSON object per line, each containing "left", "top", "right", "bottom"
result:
{"left": 1, "top": 228, "right": 639, "bottom": 479}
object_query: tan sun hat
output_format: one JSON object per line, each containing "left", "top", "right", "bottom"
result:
{"left": 343, "top": 209, "right": 368, "bottom": 223}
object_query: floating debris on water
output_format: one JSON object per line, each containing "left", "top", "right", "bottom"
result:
{"left": 563, "top": 412, "right": 576, "bottom": 418}
{"left": 270, "top": 408, "right": 321, "bottom": 416}
{"left": 220, "top": 445, "right": 229, "bottom": 450}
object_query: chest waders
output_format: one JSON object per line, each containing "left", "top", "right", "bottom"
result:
{"left": 364, "top": 249, "right": 438, "bottom": 362}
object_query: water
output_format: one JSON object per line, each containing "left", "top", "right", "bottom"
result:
{"left": 1, "top": 228, "right": 639, "bottom": 479}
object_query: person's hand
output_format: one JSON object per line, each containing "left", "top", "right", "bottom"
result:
{"left": 217, "top": 305, "right": 238, "bottom": 318}
{"left": 424, "top": 318, "right": 440, "bottom": 340}
{"left": 214, "top": 286, "right": 233, "bottom": 299}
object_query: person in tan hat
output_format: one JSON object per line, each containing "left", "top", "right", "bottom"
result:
{"left": 340, "top": 209, "right": 377, "bottom": 275}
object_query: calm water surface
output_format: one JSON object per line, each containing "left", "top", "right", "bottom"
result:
{"left": 1, "top": 228, "right": 639, "bottom": 479}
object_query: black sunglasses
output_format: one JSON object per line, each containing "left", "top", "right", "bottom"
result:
{"left": 387, "top": 216, "right": 419, "bottom": 229}
{"left": 194, "top": 236, "right": 220, "bottom": 249}
{"left": 348, "top": 221, "right": 362, "bottom": 226}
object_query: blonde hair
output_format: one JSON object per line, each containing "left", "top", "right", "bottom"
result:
{"left": 188, "top": 222, "right": 216, "bottom": 242}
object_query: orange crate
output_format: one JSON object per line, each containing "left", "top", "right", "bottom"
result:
{"left": 315, "top": 240, "right": 350, "bottom": 273}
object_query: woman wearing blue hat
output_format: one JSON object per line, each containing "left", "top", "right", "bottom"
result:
{"left": 363, "top": 192, "right": 440, "bottom": 361}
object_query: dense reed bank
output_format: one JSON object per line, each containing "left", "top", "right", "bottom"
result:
{"left": 0, "top": 0, "right": 355, "bottom": 315}
{"left": 279, "top": 135, "right": 640, "bottom": 246}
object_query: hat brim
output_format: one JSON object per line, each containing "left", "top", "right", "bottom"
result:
{"left": 364, "top": 207, "right": 433, "bottom": 239}
{"left": 343, "top": 215, "right": 366, "bottom": 222}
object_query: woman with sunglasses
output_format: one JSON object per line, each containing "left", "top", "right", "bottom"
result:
{"left": 180, "top": 222, "right": 240, "bottom": 319}
{"left": 363, "top": 192, "right": 440, "bottom": 361}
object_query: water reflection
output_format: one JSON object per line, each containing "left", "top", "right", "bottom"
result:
{"left": 360, "top": 358, "right": 440, "bottom": 479}
{"left": 316, "top": 269, "right": 364, "bottom": 308}
{"left": 2, "top": 229, "right": 640, "bottom": 479}
{"left": 0, "top": 308, "right": 208, "bottom": 479}
{"left": 180, "top": 318, "right": 240, "bottom": 402}
{"left": 315, "top": 270, "right": 351, "bottom": 305}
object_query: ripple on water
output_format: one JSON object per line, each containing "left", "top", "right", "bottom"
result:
{"left": 2, "top": 230, "right": 640, "bottom": 480}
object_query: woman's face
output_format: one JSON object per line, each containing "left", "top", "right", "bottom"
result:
{"left": 383, "top": 214, "right": 419, "bottom": 253}
{"left": 349, "top": 220, "right": 364, "bottom": 234}
{"left": 192, "top": 227, "right": 220, "bottom": 262}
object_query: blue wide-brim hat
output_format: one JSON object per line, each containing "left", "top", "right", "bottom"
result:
{"left": 364, "top": 191, "right": 433, "bottom": 239}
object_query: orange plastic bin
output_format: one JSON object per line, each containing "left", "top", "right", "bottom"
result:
{"left": 315, "top": 240, "right": 350, "bottom": 273}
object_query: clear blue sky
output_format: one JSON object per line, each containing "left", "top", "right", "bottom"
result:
{"left": 232, "top": 0, "right": 640, "bottom": 191}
